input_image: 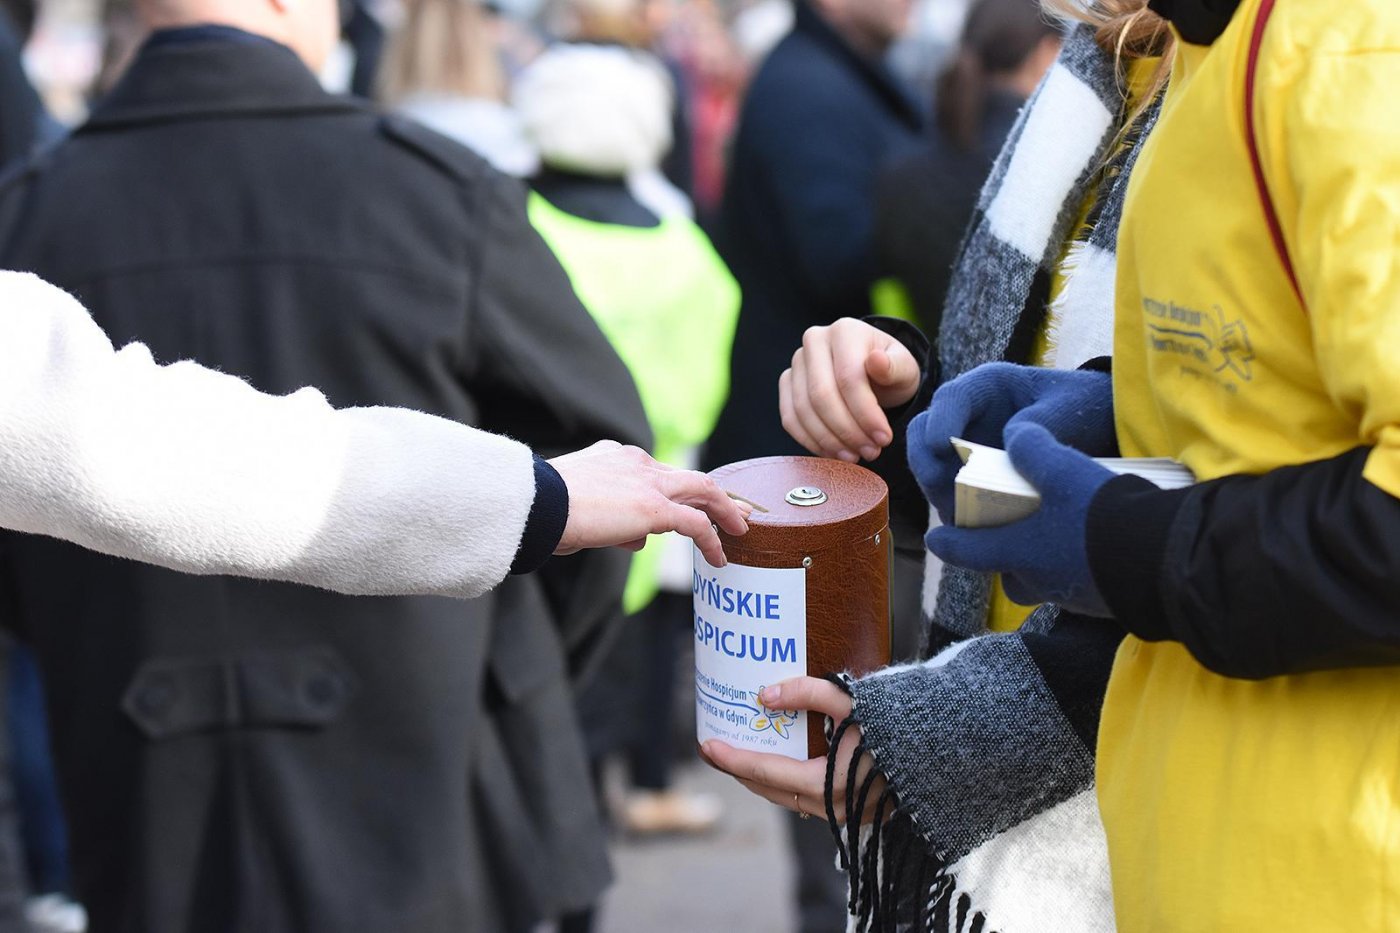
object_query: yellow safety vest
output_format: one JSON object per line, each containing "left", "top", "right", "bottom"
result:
{"left": 530, "top": 192, "right": 741, "bottom": 612}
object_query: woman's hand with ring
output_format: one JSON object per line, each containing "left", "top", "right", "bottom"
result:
{"left": 701, "top": 677, "right": 887, "bottom": 825}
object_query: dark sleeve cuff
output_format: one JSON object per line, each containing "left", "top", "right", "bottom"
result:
{"left": 860, "top": 316, "right": 934, "bottom": 537}
{"left": 862, "top": 315, "right": 932, "bottom": 422}
{"left": 1086, "top": 475, "right": 1190, "bottom": 638}
{"left": 1019, "top": 610, "right": 1125, "bottom": 753}
{"left": 509, "top": 455, "right": 570, "bottom": 576}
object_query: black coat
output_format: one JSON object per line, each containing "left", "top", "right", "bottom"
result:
{"left": 0, "top": 36, "right": 648, "bottom": 933}
{"left": 0, "top": 10, "right": 45, "bottom": 171}
{"left": 873, "top": 90, "right": 1024, "bottom": 340}
{"left": 705, "top": 1, "right": 922, "bottom": 468}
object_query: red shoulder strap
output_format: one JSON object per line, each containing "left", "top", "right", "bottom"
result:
{"left": 1245, "top": 0, "right": 1306, "bottom": 308}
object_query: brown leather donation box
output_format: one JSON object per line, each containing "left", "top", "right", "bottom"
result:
{"left": 694, "top": 457, "right": 891, "bottom": 759}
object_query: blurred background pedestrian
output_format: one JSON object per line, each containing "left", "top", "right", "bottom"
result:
{"left": 873, "top": 0, "right": 1060, "bottom": 340}
{"left": 513, "top": 38, "right": 741, "bottom": 931}
{"left": 702, "top": 3, "right": 922, "bottom": 924}
{"left": 380, "top": 0, "right": 540, "bottom": 175}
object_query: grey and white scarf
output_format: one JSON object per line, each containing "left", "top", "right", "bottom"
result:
{"left": 826, "top": 25, "right": 1163, "bottom": 933}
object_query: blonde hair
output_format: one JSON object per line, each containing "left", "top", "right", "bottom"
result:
{"left": 379, "top": 0, "right": 505, "bottom": 104}
{"left": 569, "top": 0, "right": 642, "bottom": 17}
{"left": 567, "top": 0, "right": 648, "bottom": 47}
{"left": 1040, "top": 0, "right": 1173, "bottom": 113}
{"left": 1039, "top": 0, "right": 1170, "bottom": 57}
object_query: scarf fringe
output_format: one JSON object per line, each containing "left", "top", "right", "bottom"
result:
{"left": 825, "top": 715, "right": 856, "bottom": 868}
{"left": 823, "top": 721, "right": 995, "bottom": 932}
{"left": 1040, "top": 237, "right": 1090, "bottom": 370}
{"left": 823, "top": 678, "right": 995, "bottom": 933}
{"left": 843, "top": 736, "right": 869, "bottom": 913}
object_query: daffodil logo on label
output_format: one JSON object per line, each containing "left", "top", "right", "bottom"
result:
{"left": 748, "top": 696, "right": 799, "bottom": 738}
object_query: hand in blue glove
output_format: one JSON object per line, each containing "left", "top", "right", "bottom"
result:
{"left": 906, "top": 363, "right": 1116, "bottom": 526}
{"left": 924, "top": 421, "right": 1116, "bottom": 617}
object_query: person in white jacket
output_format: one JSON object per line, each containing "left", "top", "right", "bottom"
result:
{"left": 0, "top": 272, "right": 747, "bottom": 597}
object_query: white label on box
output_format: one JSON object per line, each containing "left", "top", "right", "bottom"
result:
{"left": 693, "top": 546, "right": 808, "bottom": 760}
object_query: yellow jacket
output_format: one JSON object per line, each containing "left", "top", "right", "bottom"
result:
{"left": 1103, "top": 0, "right": 1400, "bottom": 928}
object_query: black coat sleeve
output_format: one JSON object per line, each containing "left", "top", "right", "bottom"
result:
{"left": 1086, "top": 446, "right": 1400, "bottom": 679}
{"left": 862, "top": 315, "right": 934, "bottom": 546}
{"left": 0, "top": 13, "right": 41, "bottom": 171}
{"left": 465, "top": 171, "right": 652, "bottom": 456}
{"left": 464, "top": 170, "right": 652, "bottom": 673}
{"left": 758, "top": 88, "right": 885, "bottom": 314}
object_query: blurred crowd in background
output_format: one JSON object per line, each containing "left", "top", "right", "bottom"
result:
{"left": 18, "top": 0, "right": 973, "bottom": 203}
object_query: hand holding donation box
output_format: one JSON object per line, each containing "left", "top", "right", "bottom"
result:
{"left": 695, "top": 457, "right": 891, "bottom": 760}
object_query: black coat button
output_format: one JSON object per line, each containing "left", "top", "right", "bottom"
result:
{"left": 135, "top": 674, "right": 177, "bottom": 719}
{"left": 303, "top": 673, "right": 342, "bottom": 709}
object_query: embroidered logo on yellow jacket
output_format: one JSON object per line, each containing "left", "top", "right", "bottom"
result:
{"left": 1105, "top": 0, "right": 1400, "bottom": 929}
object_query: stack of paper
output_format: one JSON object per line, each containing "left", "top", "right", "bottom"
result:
{"left": 950, "top": 437, "right": 1195, "bottom": 529}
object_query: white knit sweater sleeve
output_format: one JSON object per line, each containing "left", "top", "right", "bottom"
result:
{"left": 0, "top": 272, "right": 536, "bottom": 598}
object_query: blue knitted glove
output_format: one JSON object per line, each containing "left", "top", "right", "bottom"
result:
{"left": 906, "top": 363, "right": 1116, "bottom": 526}
{"left": 925, "top": 422, "right": 1116, "bottom": 617}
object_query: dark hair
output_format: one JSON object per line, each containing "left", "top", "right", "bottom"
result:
{"left": 935, "top": 0, "right": 1061, "bottom": 151}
